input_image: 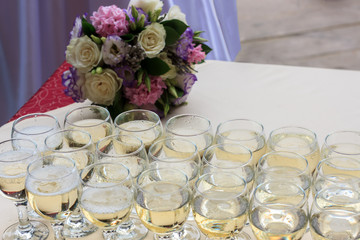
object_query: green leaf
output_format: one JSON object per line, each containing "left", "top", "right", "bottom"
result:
{"left": 161, "top": 19, "right": 188, "bottom": 36}
{"left": 105, "top": 91, "right": 124, "bottom": 119}
{"left": 141, "top": 58, "right": 170, "bottom": 76}
{"left": 193, "top": 36, "right": 208, "bottom": 43}
{"left": 137, "top": 69, "right": 144, "bottom": 86}
{"left": 200, "top": 43, "right": 212, "bottom": 55}
{"left": 145, "top": 72, "right": 151, "bottom": 92}
{"left": 81, "top": 17, "right": 96, "bottom": 37}
{"left": 193, "top": 31, "right": 204, "bottom": 37}
{"left": 168, "top": 86, "right": 178, "bottom": 98}
{"left": 175, "top": 87, "right": 184, "bottom": 98}
{"left": 164, "top": 26, "right": 181, "bottom": 46}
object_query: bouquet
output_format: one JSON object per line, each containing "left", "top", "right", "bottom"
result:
{"left": 62, "top": 0, "right": 211, "bottom": 118}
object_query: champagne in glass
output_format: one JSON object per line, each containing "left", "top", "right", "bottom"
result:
{"left": 322, "top": 130, "right": 360, "bottom": 159}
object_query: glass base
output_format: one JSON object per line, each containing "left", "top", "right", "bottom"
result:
{"left": 154, "top": 223, "right": 201, "bottom": 240}
{"left": 62, "top": 215, "right": 98, "bottom": 238}
{"left": 2, "top": 221, "right": 49, "bottom": 240}
{"left": 205, "top": 232, "right": 252, "bottom": 240}
{"left": 107, "top": 218, "right": 148, "bottom": 240}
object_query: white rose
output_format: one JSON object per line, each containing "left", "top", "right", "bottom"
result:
{"left": 84, "top": 69, "right": 123, "bottom": 105}
{"left": 163, "top": 5, "right": 187, "bottom": 24}
{"left": 66, "top": 36, "right": 102, "bottom": 73}
{"left": 128, "top": 0, "right": 163, "bottom": 14}
{"left": 158, "top": 52, "right": 177, "bottom": 80}
{"left": 138, "top": 23, "right": 166, "bottom": 58}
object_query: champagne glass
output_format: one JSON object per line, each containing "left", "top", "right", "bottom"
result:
{"left": 256, "top": 151, "right": 311, "bottom": 196}
{"left": 322, "top": 130, "right": 360, "bottom": 159}
{"left": 0, "top": 139, "right": 49, "bottom": 240}
{"left": 165, "top": 114, "right": 213, "bottom": 157}
{"left": 64, "top": 105, "right": 113, "bottom": 143}
{"left": 312, "top": 156, "right": 360, "bottom": 195}
{"left": 148, "top": 138, "right": 201, "bottom": 188}
{"left": 249, "top": 181, "right": 308, "bottom": 240}
{"left": 44, "top": 129, "right": 97, "bottom": 238}
{"left": 96, "top": 134, "right": 149, "bottom": 239}
{"left": 202, "top": 143, "right": 254, "bottom": 193}
{"left": 135, "top": 168, "right": 199, "bottom": 240}
{"left": 267, "top": 126, "right": 320, "bottom": 173}
{"left": 79, "top": 162, "right": 136, "bottom": 240}
{"left": 193, "top": 171, "right": 250, "bottom": 240}
{"left": 310, "top": 187, "right": 360, "bottom": 239}
{"left": 11, "top": 113, "right": 61, "bottom": 154}
{"left": 215, "top": 119, "right": 266, "bottom": 166}
{"left": 26, "top": 155, "right": 79, "bottom": 240}
{"left": 114, "top": 110, "right": 163, "bottom": 151}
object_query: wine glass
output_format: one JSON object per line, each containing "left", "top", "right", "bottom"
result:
{"left": 249, "top": 181, "right": 308, "bottom": 240}
{"left": 26, "top": 155, "right": 80, "bottom": 240}
{"left": 64, "top": 105, "right": 114, "bottom": 143}
{"left": 96, "top": 134, "right": 149, "bottom": 239}
{"left": 267, "top": 126, "right": 320, "bottom": 174}
{"left": 202, "top": 143, "right": 254, "bottom": 194}
{"left": 44, "top": 129, "right": 97, "bottom": 238}
{"left": 0, "top": 139, "right": 49, "bottom": 240}
{"left": 11, "top": 113, "right": 61, "bottom": 154}
{"left": 310, "top": 187, "right": 360, "bottom": 239}
{"left": 114, "top": 109, "right": 163, "bottom": 151}
{"left": 312, "top": 156, "right": 360, "bottom": 195}
{"left": 165, "top": 114, "right": 213, "bottom": 157}
{"left": 256, "top": 151, "right": 312, "bottom": 196}
{"left": 322, "top": 130, "right": 360, "bottom": 159}
{"left": 135, "top": 168, "right": 200, "bottom": 240}
{"left": 79, "top": 162, "right": 136, "bottom": 240}
{"left": 193, "top": 171, "right": 250, "bottom": 240}
{"left": 215, "top": 119, "right": 266, "bottom": 166}
{"left": 148, "top": 138, "right": 201, "bottom": 188}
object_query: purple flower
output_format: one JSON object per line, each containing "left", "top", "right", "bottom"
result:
{"left": 114, "top": 65, "right": 135, "bottom": 87}
{"left": 62, "top": 67, "right": 86, "bottom": 102}
{"left": 172, "top": 73, "right": 197, "bottom": 105}
{"left": 176, "top": 28, "right": 194, "bottom": 61}
{"left": 125, "top": 7, "right": 150, "bottom": 26}
{"left": 70, "top": 16, "right": 83, "bottom": 40}
{"left": 102, "top": 35, "right": 128, "bottom": 66}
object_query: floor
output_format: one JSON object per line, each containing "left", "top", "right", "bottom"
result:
{"left": 235, "top": 0, "right": 360, "bottom": 70}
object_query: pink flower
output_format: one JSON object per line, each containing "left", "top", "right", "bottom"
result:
{"left": 90, "top": 5, "right": 129, "bottom": 37}
{"left": 187, "top": 44, "right": 206, "bottom": 64}
{"left": 124, "top": 76, "right": 166, "bottom": 106}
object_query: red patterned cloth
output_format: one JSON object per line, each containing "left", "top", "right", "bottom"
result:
{"left": 10, "top": 61, "right": 75, "bottom": 121}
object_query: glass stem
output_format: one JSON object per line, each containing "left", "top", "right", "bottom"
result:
{"left": 116, "top": 219, "right": 134, "bottom": 235}
{"left": 66, "top": 207, "right": 82, "bottom": 224}
{"left": 14, "top": 199, "right": 33, "bottom": 233}
{"left": 51, "top": 222, "right": 65, "bottom": 240}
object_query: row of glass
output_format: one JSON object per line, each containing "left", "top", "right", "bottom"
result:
{"left": 1, "top": 105, "right": 360, "bottom": 240}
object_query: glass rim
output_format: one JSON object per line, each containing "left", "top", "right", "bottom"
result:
{"left": 64, "top": 105, "right": 111, "bottom": 128}
{"left": 96, "top": 134, "right": 145, "bottom": 157}
{"left": 203, "top": 143, "right": 253, "bottom": 169}
{"left": 0, "top": 138, "right": 38, "bottom": 163}
{"left": 12, "top": 113, "right": 60, "bottom": 136}
{"left": 148, "top": 138, "right": 199, "bottom": 163}
{"left": 44, "top": 129, "right": 93, "bottom": 153}
{"left": 268, "top": 126, "right": 318, "bottom": 150}
{"left": 253, "top": 181, "right": 307, "bottom": 209}
{"left": 323, "top": 130, "right": 360, "bottom": 156}
{"left": 80, "top": 162, "right": 131, "bottom": 188}
{"left": 114, "top": 109, "right": 161, "bottom": 132}
{"left": 136, "top": 168, "right": 189, "bottom": 196}
{"left": 27, "top": 155, "right": 77, "bottom": 181}
{"left": 317, "top": 157, "right": 360, "bottom": 181}
{"left": 258, "top": 151, "right": 309, "bottom": 175}
{"left": 195, "top": 171, "right": 247, "bottom": 199}
{"left": 216, "top": 118, "right": 265, "bottom": 141}
{"left": 165, "top": 114, "right": 212, "bottom": 137}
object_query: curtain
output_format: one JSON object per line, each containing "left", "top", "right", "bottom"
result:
{"left": 0, "top": 0, "right": 240, "bottom": 125}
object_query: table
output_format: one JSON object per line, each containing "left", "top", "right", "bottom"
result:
{"left": 1, "top": 60, "right": 360, "bottom": 239}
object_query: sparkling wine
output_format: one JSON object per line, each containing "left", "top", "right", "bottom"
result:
{"left": 80, "top": 184, "right": 133, "bottom": 228}
{"left": 135, "top": 182, "right": 191, "bottom": 233}
{"left": 116, "top": 120, "right": 162, "bottom": 150}
{"left": 250, "top": 206, "right": 308, "bottom": 240}
{"left": 192, "top": 191, "right": 248, "bottom": 238}
{"left": 322, "top": 143, "right": 360, "bottom": 159}
{"left": 26, "top": 166, "right": 79, "bottom": 221}
{"left": 268, "top": 133, "right": 320, "bottom": 173}
{"left": 68, "top": 119, "right": 113, "bottom": 143}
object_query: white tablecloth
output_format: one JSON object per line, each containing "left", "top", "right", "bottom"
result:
{"left": 1, "top": 60, "right": 360, "bottom": 239}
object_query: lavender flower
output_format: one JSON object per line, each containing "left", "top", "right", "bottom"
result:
{"left": 114, "top": 65, "right": 135, "bottom": 87}
{"left": 102, "top": 35, "right": 128, "bottom": 66}
{"left": 62, "top": 67, "right": 86, "bottom": 102}
{"left": 70, "top": 16, "right": 83, "bottom": 40}
{"left": 172, "top": 73, "right": 197, "bottom": 105}
{"left": 176, "top": 28, "right": 194, "bottom": 61}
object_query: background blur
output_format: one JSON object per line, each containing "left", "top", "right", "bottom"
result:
{"left": 1, "top": 0, "right": 359, "bottom": 126}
